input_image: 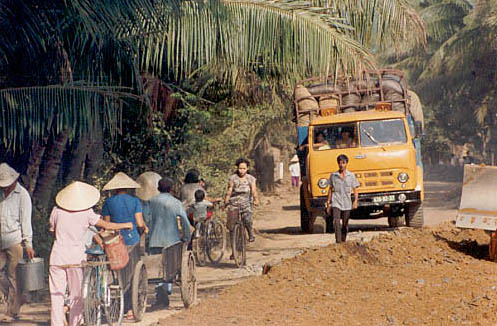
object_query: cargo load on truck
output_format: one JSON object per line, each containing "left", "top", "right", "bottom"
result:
{"left": 294, "top": 69, "right": 425, "bottom": 234}
{"left": 294, "top": 69, "right": 423, "bottom": 128}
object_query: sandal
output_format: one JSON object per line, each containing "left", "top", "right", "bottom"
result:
{"left": 123, "top": 312, "right": 135, "bottom": 321}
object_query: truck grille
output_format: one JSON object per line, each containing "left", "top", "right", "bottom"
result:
{"left": 356, "top": 170, "right": 396, "bottom": 190}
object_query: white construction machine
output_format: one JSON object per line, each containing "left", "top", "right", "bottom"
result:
{"left": 455, "top": 164, "right": 497, "bottom": 260}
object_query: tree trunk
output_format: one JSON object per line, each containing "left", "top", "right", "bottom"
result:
{"left": 23, "top": 141, "right": 48, "bottom": 196}
{"left": 65, "top": 133, "right": 90, "bottom": 182}
{"left": 84, "top": 127, "right": 105, "bottom": 181}
{"left": 33, "top": 129, "right": 70, "bottom": 211}
{"left": 23, "top": 117, "right": 55, "bottom": 195}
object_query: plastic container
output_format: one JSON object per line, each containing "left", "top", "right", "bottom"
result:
{"left": 17, "top": 258, "right": 45, "bottom": 291}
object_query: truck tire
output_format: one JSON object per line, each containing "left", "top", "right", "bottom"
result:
{"left": 387, "top": 216, "right": 402, "bottom": 228}
{"left": 406, "top": 203, "right": 424, "bottom": 228}
{"left": 300, "top": 185, "right": 310, "bottom": 233}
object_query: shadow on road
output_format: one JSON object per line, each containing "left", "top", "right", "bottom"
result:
{"left": 259, "top": 226, "right": 301, "bottom": 235}
{"left": 349, "top": 224, "right": 393, "bottom": 233}
{"left": 281, "top": 205, "right": 300, "bottom": 211}
{"left": 433, "top": 233, "right": 489, "bottom": 261}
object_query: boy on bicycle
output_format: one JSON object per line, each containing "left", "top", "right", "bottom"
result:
{"left": 186, "top": 189, "right": 213, "bottom": 237}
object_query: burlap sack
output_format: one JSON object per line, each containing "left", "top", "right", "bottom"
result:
{"left": 319, "top": 95, "right": 339, "bottom": 110}
{"left": 342, "top": 107, "right": 357, "bottom": 113}
{"left": 295, "top": 85, "right": 319, "bottom": 126}
{"left": 352, "top": 79, "right": 375, "bottom": 91}
{"left": 341, "top": 93, "right": 361, "bottom": 112}
{"left": 308, "top": 84, "right": 340, "bottom": 95}
{"left": 407, "top": 90, "right": 424, "bottom": 129}
{"left": 384, "top": 90, "right": 406, "bottom": 112}
{"left": 361, "top": 92, "right": 381, "bottom": 110}
{"left": 381, "top": 74, "right": 404, "bottom": 94}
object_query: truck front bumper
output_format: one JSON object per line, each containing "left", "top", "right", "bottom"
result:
{"left": 310, "top": 190, "right": 422, "bottom": 209}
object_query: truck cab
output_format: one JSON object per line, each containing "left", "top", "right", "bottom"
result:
{"left": 299, "top": 109, "right": 424, "bottom": 233}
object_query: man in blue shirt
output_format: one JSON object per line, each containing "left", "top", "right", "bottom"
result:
{"left": 101, "top": 172, "right": 148, "bottom": 321}
{"left": 102, "top": 172, "right": 147, "bottom": 246}
{"left": 149, "top": 177, "right": 191, "bottom": 307}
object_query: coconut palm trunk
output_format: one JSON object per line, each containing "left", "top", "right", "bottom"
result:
{"left": 65, "top": 133, "right": 90, "bottom": 181}
{"left": 33, "top": 128, "right": 71, "bottom": 210}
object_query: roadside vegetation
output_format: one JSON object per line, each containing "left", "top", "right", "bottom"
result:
{"left": 384, "top": 0, "right": 497, "bottom": 164}
{"left": 5, "top": 0, "right": 485, "bottom": 262}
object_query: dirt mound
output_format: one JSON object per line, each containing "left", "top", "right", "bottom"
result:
{"left": 162, "top": 223, "right": 497, "bottom": 326}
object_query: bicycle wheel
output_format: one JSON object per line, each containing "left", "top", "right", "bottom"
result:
{"left": 103, "top": 270, "right": 124, "bottom": 326}
{"left": 231, "top": 223, "right": 246, "bottom": 268}
{"left": 131, "top": 261, "right": 148, "bottom": 322}
{"left": 82, "top": 266, "right": 102, "bottom": 326}
{"left": 193, "top": 223, "right": 207, "bottom": 266}
{"left": 180, "top": 250, "right": 197, "bottom": 308}
{"left": 206, "top": 220, "right": 226, "bottom": 264}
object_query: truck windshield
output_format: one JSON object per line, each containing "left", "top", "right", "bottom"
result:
{"left": 359, "top": 119, "right": 407, "bottom": 147}
{"left": 312, "top": 123, "right": 358, "bottom": 150}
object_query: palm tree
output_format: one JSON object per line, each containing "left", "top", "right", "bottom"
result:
{"left": 0, "top": 0, "right": 425, "bottom": 208}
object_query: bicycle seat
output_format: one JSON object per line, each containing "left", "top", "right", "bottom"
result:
{"left": 85, "top": 245, "right": 105, "bottom": 255}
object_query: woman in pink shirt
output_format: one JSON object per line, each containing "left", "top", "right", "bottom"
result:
{"left": 49, "top": 181, "right": 133, "bottom": 326}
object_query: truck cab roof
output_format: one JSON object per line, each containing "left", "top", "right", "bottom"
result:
{"left": 310, "top": 110, "right": 406, "bottom": 126}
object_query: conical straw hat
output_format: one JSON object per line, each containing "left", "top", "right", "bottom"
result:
{"left": 135, "top": 171, "right": 161, "bottom": 201}
{"left": 0, "top": 163, "right": 19, "bottom": 187}
{"left": 290, "top": 155, "right": 299, "bottom": 163}
{"left": 102, "top": 172, "right": 140, "bottom": 191}
{"left": 56, "top": 181, "right": 100, "bottom": 211}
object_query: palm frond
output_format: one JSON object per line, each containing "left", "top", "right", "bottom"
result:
{"left": 136, "top": 0, "right": 375, "bottom": 83}
{"left": 420, "top": 0, "right": 472, "bottom": 42}
{"left": 0, "top": 85, "right": 141, "bottom": 152}
{"left": 306, "top": 0, "right": 426, "bottom": 51}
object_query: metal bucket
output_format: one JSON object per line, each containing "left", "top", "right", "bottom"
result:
{"left": 16, "top": 258, "right": 45, "bottom": 291}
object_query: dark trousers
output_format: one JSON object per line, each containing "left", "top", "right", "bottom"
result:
{"left": 332, "top": 207, "right": 350, "bottom": 243}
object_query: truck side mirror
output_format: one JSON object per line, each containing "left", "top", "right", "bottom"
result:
{"left": 414, "top": 121, "right": 423, "bottom": 138}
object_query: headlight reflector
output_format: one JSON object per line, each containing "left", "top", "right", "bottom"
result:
{"left": 318, "top": 178, "right": 329, "bottom": 189}
{"left": 398, "top": 172, "right": 409, "bottom": 183}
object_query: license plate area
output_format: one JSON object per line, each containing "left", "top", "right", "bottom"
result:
{"left": 372, "top": 195, "right": 395, "bottom": 203}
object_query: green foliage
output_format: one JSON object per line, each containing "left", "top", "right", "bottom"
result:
{"left": 382, "top": 0, "right": 497, "bottom": 162}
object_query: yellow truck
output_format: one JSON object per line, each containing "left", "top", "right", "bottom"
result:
{"left": 294, "top": 70, "right": 424, "bottom": 233}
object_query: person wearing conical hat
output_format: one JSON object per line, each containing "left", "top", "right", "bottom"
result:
{"left": 289, "top": 155, "right": 300, "bottom": 189}
{"left": 135, "top": 172, "right": 161, "bottom": 253}
{"left": 101, "top": 172, "right": 148, "bottom": 321}
{"left": 49, "top": 181, "right": 133, "bottom": 326}
{"left": 0, "top": 163, "right": 34, "bottom": 322}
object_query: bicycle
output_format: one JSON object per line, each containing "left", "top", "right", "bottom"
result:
{"left": 82, "top": 232, "right": 148, "bottom": 326}
{"left": 192, "top": 205, "right": 226, "bottom": 265}
{"left": 226, "top": 205, "right": 246, "bottom": 268}
{"left": 82, "top": 246, "right": 123, "bottom": 326}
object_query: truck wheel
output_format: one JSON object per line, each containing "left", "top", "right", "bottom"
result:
{"left": 300, "top": 185, "right": 310, "bottom": 233}
{"left": 387, "top": 216, "right": 402, "bottom": 228}
{"left": 406, "top": 203, "right": 424, "bottom": 228}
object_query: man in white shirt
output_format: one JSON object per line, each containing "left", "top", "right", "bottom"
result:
{"left": 0, "top": 163, "right": 35, "bottom": 321}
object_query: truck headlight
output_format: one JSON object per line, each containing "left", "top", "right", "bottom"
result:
{"left": 318, "top": 178, "right": 329, "bottom": 189}
{"left": 398, "top": 172, "right": 409, "bottom": 183}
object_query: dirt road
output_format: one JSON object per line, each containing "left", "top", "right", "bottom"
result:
{"left": 5, "top": 170, "right": 482, "bottom": 326}
{"left": 159, "top": 178, "right": 497, "bottom": 326}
